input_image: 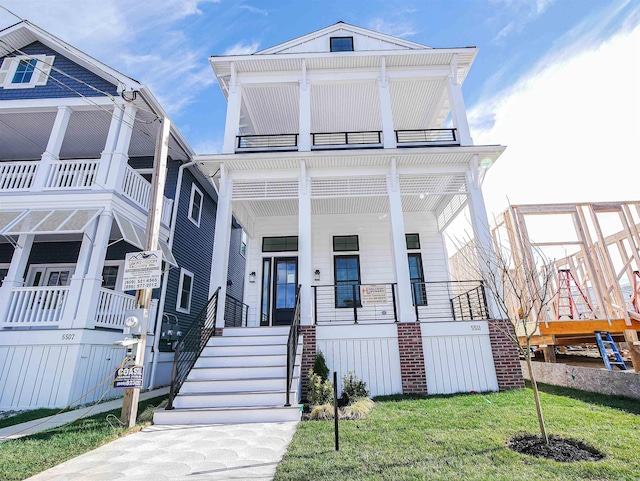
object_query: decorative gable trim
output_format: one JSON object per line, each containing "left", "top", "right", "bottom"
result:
{"left": 0, "top": 54, "right": 55, "bottom": 89}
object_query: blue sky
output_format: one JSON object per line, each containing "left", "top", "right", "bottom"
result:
{"left": 0, "top": 0, "right": 638, "bottom": 215}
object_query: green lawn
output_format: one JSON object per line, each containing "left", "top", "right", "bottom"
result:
{"left": 274, "top": 384, "right": 640, "bottom": 481}
{"left": 0, "top": 395, "right": 166, "bottom": 481}
{"left": 0, "top": 409, "right": 64, "bottom": 430}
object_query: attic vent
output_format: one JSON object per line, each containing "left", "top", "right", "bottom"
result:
{"left": 330, "top": 37, "right": 354, "bottom": 52}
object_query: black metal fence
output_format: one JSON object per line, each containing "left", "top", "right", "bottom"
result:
{"left": 313, "top": 283, "right": 398, "bottom": 324}
{"left": 312, "top": 130, "right": 383, "bottom": 147}
{"left": 236, "top": 134, "right": 298, "bottom": 151}
{"left": 285, "top": 285, "right": 301, "bottom": 407}
{"left": 166, "top": 287, "right": 220, "bottom": 410}
{"left": 395, "top": 128, "right": 458, "bottom": 145}
{"left": 225, "top": 293, "right": 249, "bottom": 327}
{"left": 412, "top": 280, "right": 489, "bottom": 321}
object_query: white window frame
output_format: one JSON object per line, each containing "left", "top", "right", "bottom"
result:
{"left": 0, "top": 263, "right": 10, "bottom": 284}
{"left": 240, "top": 230, "right": 247, "bottom": 258}
{"left": 176, "top": 268, "right": 194, "bottom": 313}
{"left": 188, "top": 183, "right": 203, "bottom": 227}
{"left": 26, "top": 263, "right": 76, "bottom": 287}
{"left": 102, "top": 260, "right": 124, "bottom": 291}
{"left": 0, "top": 55, "right": 55, "bottom": 89}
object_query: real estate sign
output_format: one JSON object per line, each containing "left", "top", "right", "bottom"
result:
{"left": 360, "top": 285, "right": 388, "bottom": 305}
{"left": 114, "top": 365, "right": 144, "bottom": 389}
{"left": 122, "top": 250, "right": 162, "bottom": 290}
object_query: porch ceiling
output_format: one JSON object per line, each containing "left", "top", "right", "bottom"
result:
{"left": 0, "top": 111, "right": 57, "bottom": 161}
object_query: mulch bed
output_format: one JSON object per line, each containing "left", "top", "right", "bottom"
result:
{"left": 507, "top": 434, "right": 605, "bottom": 462}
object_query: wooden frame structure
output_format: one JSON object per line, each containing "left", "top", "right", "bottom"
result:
{"left": 492, "top": 201, "right": 640, "bottom": 371}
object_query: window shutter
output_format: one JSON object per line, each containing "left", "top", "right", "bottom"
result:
{"left": 0, "top": 57, "right": 13, "bottom": 86}
{"left": 35, "top": 55, "right": 54, "bottom": 86}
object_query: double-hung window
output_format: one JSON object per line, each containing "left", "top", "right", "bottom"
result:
{"left": 188, "top": 184, "right": 203, "bottom": 227}
{"left": 177, "top": 269, "right": 194, "bottom": 313}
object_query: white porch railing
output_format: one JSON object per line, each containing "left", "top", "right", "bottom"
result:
{"left": 45, "top": 159, "right": 99, "bottom": 189}
{"left": 121, "top": 165, "right": 173, "bottom": 225}
{"left": 95, "top": 288, "right": 137, "bottom": 328}
{"left": 4, "top": 286, "right": 69, "bottom": 326}
{"left": 0, "top": 161, "right": 38, "bottom": 190}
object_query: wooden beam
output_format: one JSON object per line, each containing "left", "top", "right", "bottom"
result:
{"left": 539, "top": 318, "right": 640, "bottom": 336}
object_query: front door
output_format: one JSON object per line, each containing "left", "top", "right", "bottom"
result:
{"left": 27, "top": 266, "right": 74, "bottom": 287}
{"left": 272, "top": 257, "right": 297, "bottom": 325}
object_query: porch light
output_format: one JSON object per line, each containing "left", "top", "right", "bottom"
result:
{"left": 249, "top": 271, "right": 256, "bottom": 283}
{"left": 314, "top": 269, "right": 321, "bottom": 281}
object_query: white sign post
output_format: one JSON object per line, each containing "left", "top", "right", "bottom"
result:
{"left": 122, "top": 251, "right": 162, "bottom": 290}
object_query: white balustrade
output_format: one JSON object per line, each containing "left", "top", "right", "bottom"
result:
{"left": 0, "top": 162, "right": 38, "bottom": 191}
{"left": 121, "top": 165, "right": 173, "bottom": 226}
{"left": 95, "top": 289, "right": 137, "bottom": 328}
{"left": 4, "top": 286, "right": 69, "bottom": 326}
{"left": 45, "top": 160, "right": 99, "bottom": 189}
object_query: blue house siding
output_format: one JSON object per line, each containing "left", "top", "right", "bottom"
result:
{"left": 0, "top": 243, "right": 13, "bottom": 264}
{"left": 164, "top": 169, "right": 216, "bottom": 333}
{"left": 0, "top": 42, "right": 118, "bottom": 100}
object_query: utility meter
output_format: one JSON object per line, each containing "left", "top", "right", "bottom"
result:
{"left": 123, "top": 308, "right": 148, "bottom": 335}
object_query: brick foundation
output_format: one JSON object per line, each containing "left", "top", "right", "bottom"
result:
{"left": 488, "top": 319, "right": 525, "bottom": 390}
{"left": 214, "top": 328, "right": 224, "bottom": 337}
{"left": 397, "top": 322, "right": 428, "bottom": 394}
{"left": 300, "top": 325, "right": 317, "bottom": 400}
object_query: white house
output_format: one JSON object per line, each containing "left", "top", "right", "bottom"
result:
{"left": 0, "top": 21, "right": 246, "bottom": 410}
{"left": 155, "top": 23, "right": 523, "bottom": 425}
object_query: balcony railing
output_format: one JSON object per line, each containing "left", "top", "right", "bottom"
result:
{"left": 236, "top": 134, "right": 298, "bottom": 152}
{"left": 224, "top": 293, "right": 249, "bottom": 327}
{"left": 45, "top": 160, "right": 99, "bottom": 189}
{"left": 412, "top": 280, "right": 489, "bottom": 322}
{"left": 0, "top": 161, "right": 38, "bottom": 190}
{"left": 121, "top": 165, "right": 173, "bottom": 226}
{"left": 313, "top": 283, "right": 398, "bottom": 324}
{"left": 395, "top": 129, "right": 459, "bottom": 146}
{"left": 312, "top": 131, "right": 383, "bottom": 149}
{"left": 95, "top": 288, "right": 137, "bottom": 328}
{"left": 4, "top": 286, "right": 69, "bottom": 327}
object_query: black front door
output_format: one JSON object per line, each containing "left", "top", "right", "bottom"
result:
{"left": 272, "top": 257, "right": 297, "bottom": 325}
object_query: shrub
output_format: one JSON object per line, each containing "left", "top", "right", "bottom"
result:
{"left": 313, "top": 351, "right": 330, "bottom": 381}
{"left": 342, "top": 371, "right": 369, "bottom": 399}
{"left": 342, "top": 398, "right": 375, "bottom": 420}
{"left": 308, "top": 369, "right": 334, "bottom": 406}
{"left": 309, "top": 404, "right": 334, "bottom": 420}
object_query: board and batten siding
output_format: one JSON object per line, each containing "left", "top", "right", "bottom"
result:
{"left": 0, "top": 41, "right": 118, "bottom": 101}
{"left": 421, "top": 321, "right": 498, "bottom": 394}
{"left": 316, "top": 324, "right": 403, "bottom": 397}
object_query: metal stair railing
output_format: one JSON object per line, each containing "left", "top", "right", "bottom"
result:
{"left": 166, "top": 287, "right": 220, "bottom": 410}
{"left": 285, "top": 285, "right": 302, "bottom": 407}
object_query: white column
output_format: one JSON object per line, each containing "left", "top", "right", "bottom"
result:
{"left": 387, "top": 159, "right": 415, "bottom": 322}
{"left": 32, "top": 106, "right": 72, "bottom": 190}
{"left": 94, "top": 106, "right": 124, "bottom": 189}
{"left": 298, "top": 161, "right": 312, "bottom": 325}
{"left": 70, "top": 211, "right": 114, "bottom": 328}
{"left": 466, "top": 155, "right": 500, "bottom": 318}
{"left": 298, "top": 65, "right": 311, "bottom": 151}
{"left": 105, "top": 103, "right": 137, "bottom": 189}
{"left": 222, "top": 63, "right": 243, "bottom": 154}
{"left": 447, "top": 75, "right": 472, "bottom": 146}
{"left": 379, "top": 57, "right": 397, "bottom": 149}
{"left": 0, "top": 234, "right": 34, "bottom": 323}
{"left": 210, "top": 165, "right": 234, "bottom": 328}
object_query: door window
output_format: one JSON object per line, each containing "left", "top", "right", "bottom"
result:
{"left": 408, "top": 253, "right": 427, "bottom": 306}
{"left": 334, "top": 255, "right": 361, "bottom": 308}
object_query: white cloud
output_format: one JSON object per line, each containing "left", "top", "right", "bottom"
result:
{"left": 239, "top": 5, "right": 268, "bottom": 16}
{"left": 470, "top": 24, "right": 640, "bottom": 217}
{"left": 223, "top": 42, "right": 260, "bottom": 56}
{"left": 488, "top": 0, "right": 555, "bottom": 43}
{"left": 367, "top": 18, "right": 417, "bottom": 38}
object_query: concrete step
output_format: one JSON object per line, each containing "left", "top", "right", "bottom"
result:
{"left": 208, "top": 335, "right": 288, "bottom": 346}
{"left": 172, "top": 390, "right": 297, "bottom": 409}
{"left": 201, "top": 343, "right": 287, "bottom": 357}
{"left": 153, "top": 405, "right": 302, "bottom": 425}
{"left": 195, "top": 353, "right": 287, "bottom": 368}
{"left": 222, "top": 326, "right": 291, "bottom": 337}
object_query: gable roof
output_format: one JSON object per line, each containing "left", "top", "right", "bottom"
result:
{"left": 257, "top": 21, "right": 430, "bottom": 55}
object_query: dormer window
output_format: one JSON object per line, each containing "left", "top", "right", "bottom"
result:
{"left": 0, "top": 54, "right": 55, "bottom": 89}
{"left": 330, "top": 37, "right": 354, "bottom": 52}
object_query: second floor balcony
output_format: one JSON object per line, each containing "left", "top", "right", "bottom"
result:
{"left": 235, "top": 128, "right": 459, "bottom": 153}
{"left": 0, "top": 160, "right": 173, "bottom": 226}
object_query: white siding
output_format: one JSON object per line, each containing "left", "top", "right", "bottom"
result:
{"left": 317, "top": 324, "right": 402, "bottom": 396}
{"left": 421, "top": 321, "right": 498, "bottom": 394}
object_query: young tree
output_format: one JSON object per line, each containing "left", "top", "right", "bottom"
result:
{"left": 451, "top": 215, "right": 556, "bottom": 444}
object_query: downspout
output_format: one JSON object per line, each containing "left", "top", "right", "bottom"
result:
{"left": 149, "top": 160, "right": 195, "bottom": 389}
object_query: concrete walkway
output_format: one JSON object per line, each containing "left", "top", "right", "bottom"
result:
{"left": 0, "top": 387, "right": 170, "bottom": 442}
{"left": 25, "top": 421, "right": 299, "bottom": 481}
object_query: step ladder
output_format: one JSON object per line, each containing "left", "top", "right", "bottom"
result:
{"left": 594, "top": 331, "right": 628, "bottom": 371}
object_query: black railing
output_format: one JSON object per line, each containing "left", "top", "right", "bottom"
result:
{"left": 313, "top": 283, "right": 398, "bottom": 324}
{"left": 236, "top": 134, "right": 298, "bottom": 151}
{"left": 285, "top": 285, "right": 302, "bottom": 407}
{"left": 451, "top": 283, "right": 489, "bottom": 321}
{"left": 225, "top": 294, "right": 249, "bottom": 327}
{"left": 166, "top": 287, "right": 220, "bottom": 410}
{"left": 312, "top": 131, "right": 382, "bottom": 148}
{"left": 395, "top": 129, "right": 458, "bottom": 146}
